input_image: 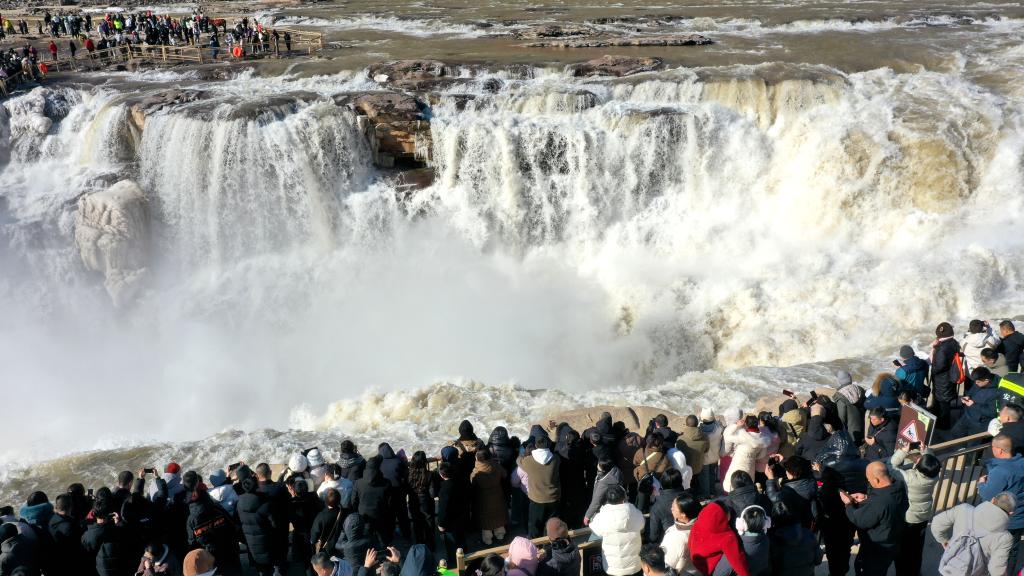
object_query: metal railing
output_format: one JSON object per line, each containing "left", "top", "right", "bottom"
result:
{"left": 929, "top": 430, "right": 991, "bottom": 514}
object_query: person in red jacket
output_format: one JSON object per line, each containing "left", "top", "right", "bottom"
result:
{"left": 688, "top": 501, "right": 751, "bottom": 576}
{"left": 48, "top": 40, "right": 57, "bottom": 61}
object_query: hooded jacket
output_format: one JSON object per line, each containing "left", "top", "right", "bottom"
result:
{"left": 978, "top": 453, "right": 1024, "bottom": 530}
{"left": 931, "top": 501, "right": 1013, "bottom": 576}
{"left": 588, "top": 502, "right": 645, "bottom": 576}
{"left": 507, "top": 537, "right": 554, "bottom": 576}
{"left": 895, "top": 355, "right": 930, "bottom": 397}
{"left": 688, "top": 502, "right": 750, "bottom": 576}
{"left": 354, "top": 459, "right": 393, "bottom": 522}
{"left": 378, "top": 444, "right": 407, "bottom": 489}
{"left": 517, "top": 450, "right": 560, "bottom": 504}
{"left": 585, "top": 467, "right": 622, "bottom": 522}
{"left": 337, "top": 514, "right": 375, "bottom": 564}
{"left": 675, "top": 426, "right": 710, "bottom": 474}
{"left": 207, "top": 483, "right": 239, "bottom": 516}
{"left": 864, "top": 378, "right": 900, "bottom": 413}
{"left": 471, "top": 458, "right": 508, "bottom": 530}
{"left": 399, "top": 544, "right": 436, "bottom": 576}
{"left": 488, "top": 427, "right": 519, "bottom": 475}
{"left": 833, "top": 384, "right": 865, "bottom": 444}
{"left": 546, "top": 538, "right": 580, "bottom": 576}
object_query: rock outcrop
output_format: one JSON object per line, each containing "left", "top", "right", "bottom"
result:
{"left": 74, "top": 180, "right": 149, "bottom": 307}
{"left": 127, "top": 89, "right": 206, "bottom": 132}
{"left": 569, "top": 55, "right": 665, "bottom": 77}
{"left": 337, "top": 91, "right": 431, "bottom": 168}
{"left": 513, "top": 24, "right": 594, "bottom": 39}
{"left": 367, "top": 60, "right": 461, "bottom": 91}
{"left": 526, "top": 34, "right": 712, "bottom": 48}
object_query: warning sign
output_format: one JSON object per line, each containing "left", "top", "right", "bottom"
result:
{"left": 898, "top": 403, "right": 936, "bottom": 446}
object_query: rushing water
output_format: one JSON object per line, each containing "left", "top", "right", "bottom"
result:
{"left": 1, "top": 0, "right": 1024, "bottom": 499}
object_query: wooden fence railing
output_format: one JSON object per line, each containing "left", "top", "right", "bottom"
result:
{"left": 929, "top": 430, "right": 991, "bottom": 514}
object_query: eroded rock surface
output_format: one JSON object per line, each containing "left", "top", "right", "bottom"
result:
{"left": 74, "top": 180, "right": 149, "bottom": 307}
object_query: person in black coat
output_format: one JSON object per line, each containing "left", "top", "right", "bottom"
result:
{"left": 488, "top": 427, "right": 518, "bottom": 476}
{"left": 407, "top": 451, "right": 437, "bottom": 549}
{"left": 187, "top": 486, "right": 242, "bottom": 575}
{"left": 998, "top": 320, "right": 1024, "bottom": 372}
{"left": 287, "top": 478, "right": 324, "bottom": 576}
{"left": 354, "top": 456, "right": 395, "bottom": 546}
{"left": 310, "top": 488, "right": 347, "bottom": 558}
{"left": 255, "top": 463, "right": 290, "bottom": 574}
{"left": 49, "top": 494, "right": 90, "bottom": 575}
{"left": 0, "top": 523, "right": 38, "bottom": 576}
{"left": 81, "top": 501, "right": 133, "bottom": 576}
{"left": 723, "top": 471, "right": 771, "bottom": 523}
{"left": 841, "top": 462, "right": 909, "bottom": 576}
{"left": 378, "top": 443, "right": 411, "bottom": 541}
{"left": 952, "top": 367, "right": 1002, "bottom": 438}
{"left": 337, "top": 513, "right": 377, "bottom": 565}
{"left": 237, "top": 475, "right": 282, "bottom": 576}
{"left": 818, "top": 442, "right": 868, "bottom": 576}
{"left": 794, "top": 408, "right": 830, "bottom": 463}
{"left": 648, "top": 468, "right": 687, "bottom": 543}
{"left": 554, "top": 424, "right": 588, "bottom": 528}
{"left": 435, "top": 462, "right": 467, "bottom": 566}
{"left": 544, "top": 518, "right": 581, "bottom": 576}
{"left": 764, "top": 456, "right": 817, "bottom": 529}
{"left": 338, "top": 440, "right": 367, "bottom": 482}
{"left": 863, "top": 408, "right": 898, "bottom": 461}
{"left": 930, "top": 322, "right": 962, "bottom": 430}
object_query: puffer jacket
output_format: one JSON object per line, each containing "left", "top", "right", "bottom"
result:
{"left": 187, "top": 496, "right": 241, "bottom": 569}
{"left": 722, "top": 428, "right": 768, "bottom": 493}
{"left": 689, "top": 502, "right": 751, "bottom": 576}
{"left": 488, "top": 427, "right": 518, "bottom": 475}
{"left": 378, "top": 444, "right": 407, "bottom": 489}
{"left": 890, "top": 449, "right": 940, "bottom": 525}
{"left": 545, "top": 538, "right": 581, "bottom": 576}
{"left": 81, "top": 522, "right": 132, "bottom": 576}
{"left": 864, "top": 377, "right": 900, "bottom": 414}
{"left": 237, "top": 490, "right": 283, "bottom": 566}
{"left": 963, "top": 329, "right": 1000, "bottom": 370}
{"left": 769, "top": 523, "right": 820, "bottom": 576}
{"left": 895, "top": 355, "right": 930, "bottom": 397}
{"left": 588, "top": 502, "right": 645, "bottom": 576}
{"left": 833, "top": 384, "right": 866, "bottom": 444}
{"left": 1, "top": 533, "right": 38, "bottom": 576}
{"left": 932, "top": 337, "right": 962, "bottom": 402}
{"left": 815, "top": 429, "right": 855, "bottom": 468}
{"left": 931, "top": 501, "right": 1013, "bottom": 576}
{"left": 675, "top": 426, "right": 710, "bottom": 474}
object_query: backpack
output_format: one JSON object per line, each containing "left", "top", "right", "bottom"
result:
{"left": 952, "top": 351, "right": 969, "bottom": 387}
{"left": 938, "top": 507, "right": 988, "bottom": 576}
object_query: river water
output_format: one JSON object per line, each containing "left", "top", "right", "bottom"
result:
{"left": 1, "top": 0, "right": 1023, "bottom": 499}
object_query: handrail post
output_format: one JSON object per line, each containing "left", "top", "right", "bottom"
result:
{"left": 456, "top": 548, "right": 466, "bottom": 574}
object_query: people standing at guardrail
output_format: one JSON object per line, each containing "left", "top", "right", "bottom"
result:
{"left": 998, "top": 320, "right": 1024, "bottom": 373}
{"left": 589, "top": 485, "right": 644, "bottom": 576}
{"left": 839, "top": 461, "right": 908, "bottom": 576}
{"left": 817, "top": 429, "right": 867, "bottom": 576}
{"left": 932, "top": 322, "right": 965, "bottom": 431}
{"left": 435, "top": 462, "right": 468, "bottom": 566}
{"left": 978, "top": 434, "right": 1024, "bottom": 573}
{"left": 517, "top": 435, "right": 562, "bottom": 538}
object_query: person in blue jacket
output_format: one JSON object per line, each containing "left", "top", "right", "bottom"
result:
{"left": 894, "top": 345, "right": 929, "bottom": 401}
{"left": 979, "top": 434, "right": 1024, "bottom": 572}
{"left": 864, "top": 374, "right": 901, "bottom": 415}
{"left": 951, "top": 367, "right": 1001, "bottom": 438}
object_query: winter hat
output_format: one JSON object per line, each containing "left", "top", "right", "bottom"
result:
{"left": 288, "top": 454, "right": 309, "bottom": 473}
{"left": 307, "top": 448, "right": 325, "bottom": 468}
{"left": 836, "top": 370, "right": 853, "bottom": 387}
{"left": 165, "top": 462, "right": 181, "bottom": 475}
{"left": 182, "top": 549, "right": 216, "bottom": 576}
{"left": 208, "top": 469, "right": 228, "bottom": 488}
{"left": 440, "top": 446, "right": 459, "bottom": 463}
{"left": 723, "top": 407, "right": 742, "bottom": 425}
{"left": 700, "top": 407, "right": 715, "bottom": 422}
{"left": 899, "top": 345, "right": 916, "bottom": 360}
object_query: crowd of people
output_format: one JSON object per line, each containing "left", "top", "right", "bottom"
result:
{"left": 0, "top": 319, "right": 1023, "bottom": 576}
{"left": 0, "top": 8, "right": 299, "bottom": 74}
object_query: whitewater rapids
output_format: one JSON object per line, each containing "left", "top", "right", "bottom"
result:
{"left": 2, "top": 4, "right": 1024, "bottom": 498}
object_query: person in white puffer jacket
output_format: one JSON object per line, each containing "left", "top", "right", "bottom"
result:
{"left": 723, "top": 415, "right": 769, "bottom": 494}
{"left": 590, "top": 485, "right": 645, "bottom": 576}
{"left": 963, "top": 319, "right": 1001, "bottom": 371}
{"left": 207, "top": 469, "right": 239, "bottom": 515}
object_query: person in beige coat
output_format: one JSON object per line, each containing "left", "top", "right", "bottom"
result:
{"left": 723, "top": 415, "right": 769, "bottom": 494}
{"left": 932, "top": 492, "right": 1017, "bottom": 576}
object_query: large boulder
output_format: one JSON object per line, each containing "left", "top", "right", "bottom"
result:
{"left": 74, "top": 180, "right": 149, "bottom": 307}
{"left": 569, "top": 55, "right": 664, "bottom": 77}
{"left": 338, "top": 92, "right": 431, "bottom": 168}
{"left": 367, "top": 60, "right": 461, "bottom": 91}
{"left": 546, "top": 405, "right": 687, "bottom": 435}
{"left": 514, "top": 24, "right": 594, "bottom": 39}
